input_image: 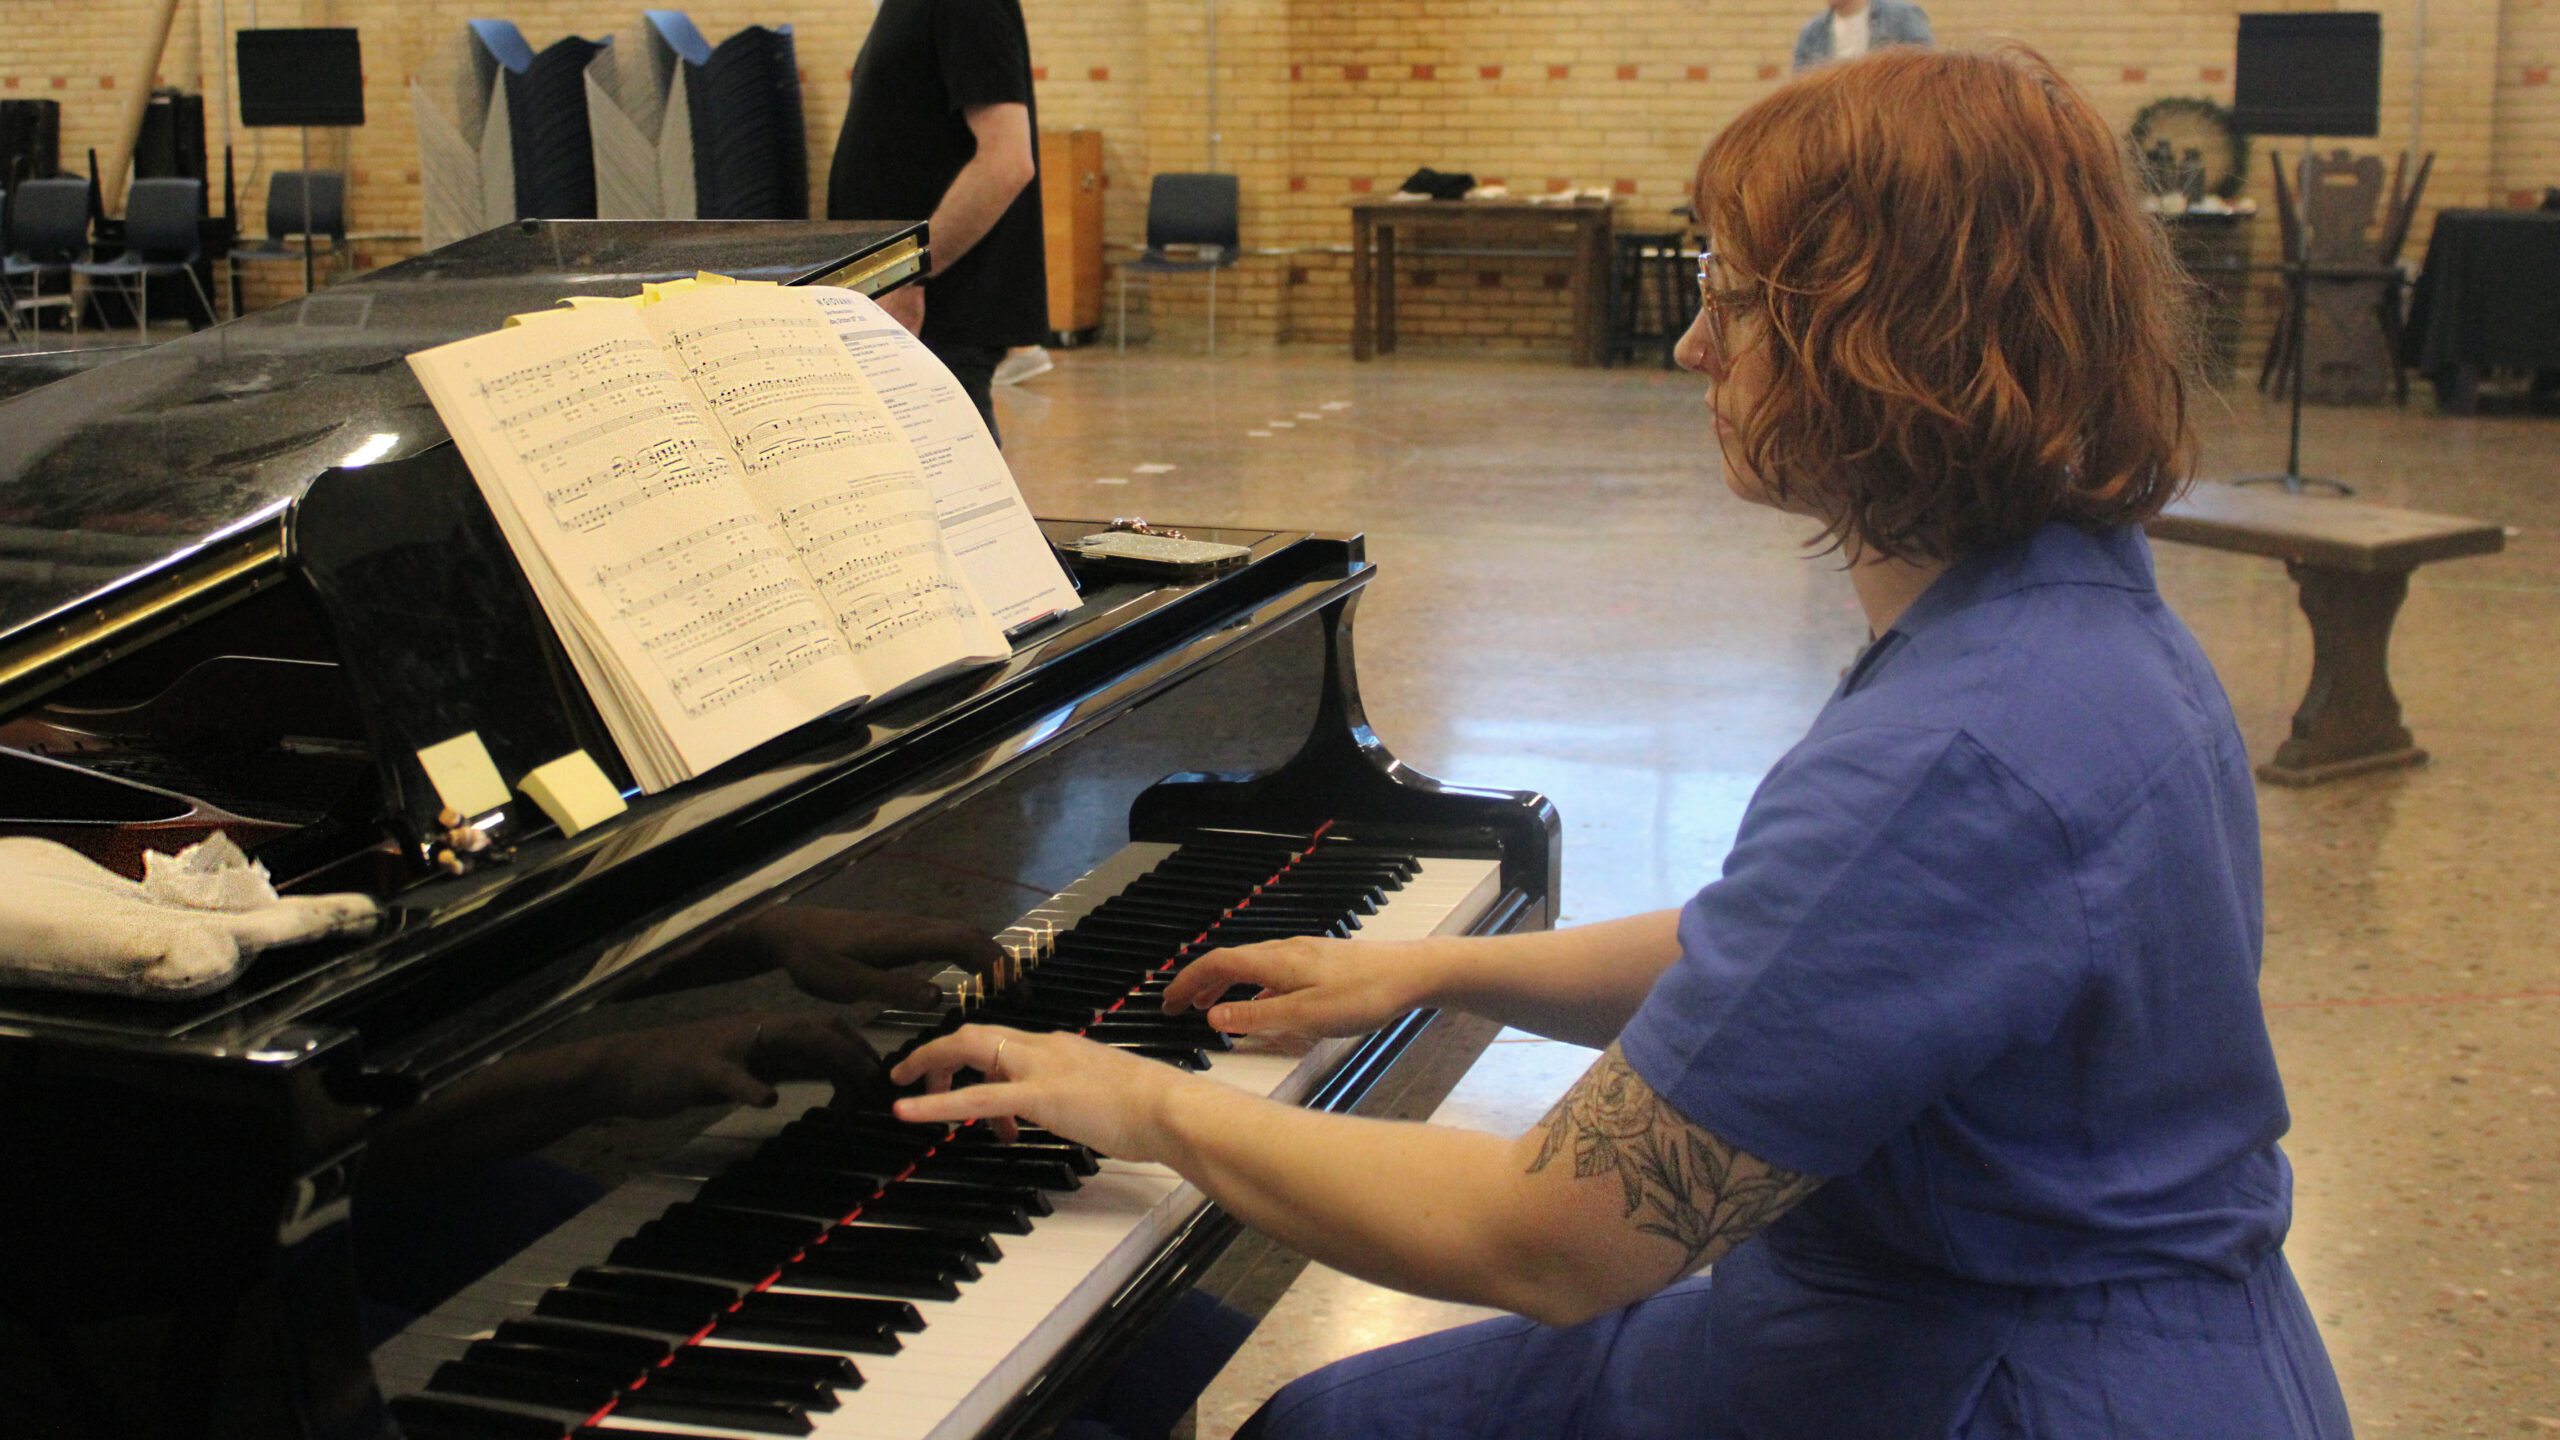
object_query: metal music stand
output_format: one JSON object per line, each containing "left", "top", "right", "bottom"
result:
{"left": 2228, "top": 12, "right": 2382, "bottom": 496}
{"left": 234, "top": 29, "right": 364, "bottom": 294}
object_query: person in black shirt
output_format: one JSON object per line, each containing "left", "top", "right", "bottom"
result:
{"left": 826, "top": 0, "right": 1046, "bottom": 443}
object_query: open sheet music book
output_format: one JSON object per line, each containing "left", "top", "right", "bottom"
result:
{"left": 407, "top": 282, "right": 1078, "bottom": 793}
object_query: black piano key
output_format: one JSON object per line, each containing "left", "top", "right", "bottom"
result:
{"left": 390, "top": 1395, "right": 573, "bottom": 1440}
{"left": 1048, "top": 936, "right": 1171, "bottom": 965}
{"left": 967, "top": 1000, "right": 1094, "bottom": 1028}
{"left": 697, "top": 1165, "right": 880, "bottom": 1219}
{"left": 1024, "top": 954, "right": 1161, "bottom": 982}
{"left": 571, "top": 1267, "right": 739, "bottom": 1312}
{"left": 786, "top": 1249, "right": 966, "bottom": 1299}
{"left": 427, "top": 1358, "right": 615, "bottom": 1413}
{"left": 640, "top": 1365, "right": 839, "bottom": 1413}
{"left": 615, "top": 1389, "right": 813, "bottom": 1435}
{"left": 667, "top": 1345, "right": 860, "bottom": 1390}
{"left": 1083, "top": 898, "right": 1233, "bottom": 926}
{"left": 489, "top": 1321, "right": 673, "bottom": 1372}
{"left": 907, "top": 1152, "right": 1083, "bottom": 1190}
{"left": 804, "top": 1104, "right": 954, "bottom": 1142}
{"left": 858, "top": 1189, "right": 1033, "bottom": 1235}
{"left": 935, "top": 1136, "right": 1098, "bottom": 1175}
{"left": 717, "top": 1300, "right": 902, "bottom": 1355}
{"left": 780, "top": 1116, "right": 937, "bottom": 1155}
{"left": 741, "top": 1290, "right": 924, "bottom": 1333}
{"left": 462, "top": 1340, "right": 648, "bottom": 1388}
{"left": 1068, "top": 917, "right": 1211, "bottom": 946}
{"left": 610, "top": 1233, "right": 780, "bottom": 1283}
{"left": 536, "top": 1286, "right": 713, "bottom": 1335}
{"left": 881, "top": 1174, "right": 1053, "bottom": 1217}
{"left": 822, "top": 1219, "right": 999, "bottom": 1266}
{"left": 655, "top": 1203, "right": 829, "bottom": 1249}
{"left": 1141, "top": 852, "right": 1272, "bottom": 870}
{"left": 749, "top": 1134, "right": 908, "bottom": 1176}
{"left": 1083, "top": 1020, "right": 1229, "bottom": 1049}
{"left": 788, "top": 1124, "right": 1045, "bottom": 1178}
{"left": 1117, "top": 1043, "right": 1212, "bottom": 1070}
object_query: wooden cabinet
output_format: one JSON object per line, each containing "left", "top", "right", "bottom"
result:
{"left": 1040, "top": 128, "right": 1104, "bottom": 340}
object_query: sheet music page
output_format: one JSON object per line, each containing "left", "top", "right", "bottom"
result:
{"left": 807, "top": 286, "right": 1080, "bottom": 631}
{"left": 407, "top": 305, "right": 872, "bottom": 790}
{"left": 639, "top": 285, "right": 1011, "bottom": 694}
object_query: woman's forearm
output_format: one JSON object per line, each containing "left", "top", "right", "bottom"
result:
{"left": 1420, "top": 909, "right": 1683, "bottom": 1048}
{"left": 1151, "top": 1079, "right": 1551, "bottom": 1313}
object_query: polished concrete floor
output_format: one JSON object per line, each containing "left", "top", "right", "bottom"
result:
{"left": 992, "top": 347, "right": 2560, "bottom": 1438}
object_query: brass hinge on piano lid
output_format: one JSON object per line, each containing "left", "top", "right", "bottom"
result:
{"left": 0, "top": 506, "right": 292, "bottom": 720}
{"left": 802, "top": 233, "right": 927, "bottom": 297}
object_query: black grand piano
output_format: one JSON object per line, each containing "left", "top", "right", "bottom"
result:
{"left": 0, "top": 222, "right": 1557, "bottom": 1439}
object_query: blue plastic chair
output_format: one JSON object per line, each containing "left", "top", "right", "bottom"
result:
{"left": 75, "top": 177, "right": 217, "bottom": 339}
{"left": 1117, "top": 174, "right": 1240, "bottom": 358}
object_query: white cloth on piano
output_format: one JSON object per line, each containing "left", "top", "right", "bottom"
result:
{"left": 0, "top": 835, "right": 378, "bottom": 998}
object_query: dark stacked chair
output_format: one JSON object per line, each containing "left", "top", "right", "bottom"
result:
{"left": 687, "top": 26, "right": 808, "bottom": 220}
{"left": 73, "top": 177, "right": 218, "bottom": 338}
{"left": 4, "top": 177, "right": 89, "bottom": 339}
{"left": 508, "top": 36, "right": 608, "bottom": 219}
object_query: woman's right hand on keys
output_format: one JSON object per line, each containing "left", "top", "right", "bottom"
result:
{"left": 1160, "top": 936, "right": 1450, "bottom": 1038}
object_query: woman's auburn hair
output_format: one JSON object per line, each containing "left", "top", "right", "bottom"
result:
{"left": 1695, "top": 45, "right": 2199, "bottom": 562}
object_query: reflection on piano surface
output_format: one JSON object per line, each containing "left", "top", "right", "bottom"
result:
{"left": 0, "top": 222, "right": 1556, "bottom": 1440}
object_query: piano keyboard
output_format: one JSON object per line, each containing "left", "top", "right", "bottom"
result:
{"left": 376, "top": 831, "right": 1505, "bottom": 1440}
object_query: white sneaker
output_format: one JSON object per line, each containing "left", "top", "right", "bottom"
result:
{"left": 993, "top": 346, "right": 1054, "bottom": 385}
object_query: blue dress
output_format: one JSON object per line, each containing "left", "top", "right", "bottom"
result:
{"left": 1247, "top": 523, "right": 2352, "bottom": 1439}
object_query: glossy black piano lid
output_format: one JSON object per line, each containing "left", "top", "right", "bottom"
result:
{"left": 0, "top": 525, "right": 1351, "bottom": 1058}
{"left": 0, "top": 219, "right": 920, "bottom": 712}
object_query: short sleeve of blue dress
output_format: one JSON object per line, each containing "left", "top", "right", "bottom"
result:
{"left": 1619, "top": 522, "right": 2295, "bottom": 1287}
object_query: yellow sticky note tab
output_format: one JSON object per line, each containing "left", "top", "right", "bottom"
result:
{"left": 562, "top": 293, "right": 648, "bottom": 310}
{"left": 641, "top": 277, "right": 701, "bottom": 303}
{"left": 519, "top": 751, "right": 629, "bottom": 838}
{"left": 691, "top": 270, "right": 737, "bottom": 286}
{"left": 502, "top": 305, "right": 581, "bottom": 328}
{"left": 417, "top": 732, "right": 512, "bottom": 817}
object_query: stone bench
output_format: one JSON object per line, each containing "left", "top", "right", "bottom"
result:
{"left": 2146, "top": 483, "right": 2506, "bottom": 785}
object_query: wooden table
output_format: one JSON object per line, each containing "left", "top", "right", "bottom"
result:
{"left": 1349, "top": 198, "right": 1615, "bottom": 366}
{"left": 2147, "top": 483, "right": 2506, "bottom": 784}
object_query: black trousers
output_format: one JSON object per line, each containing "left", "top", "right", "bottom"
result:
{"left": 933, "top": 341, "right": 1006, "bottom": 446}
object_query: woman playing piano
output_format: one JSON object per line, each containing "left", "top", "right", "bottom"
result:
{"left": 895, "top": 45, "right": 2351, "bottom": 1440}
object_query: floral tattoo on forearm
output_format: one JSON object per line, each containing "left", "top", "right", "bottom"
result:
{"left": 1529, "top": 1043, "right": 1823, "bottom": 1275}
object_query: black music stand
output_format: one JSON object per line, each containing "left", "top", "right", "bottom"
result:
{"left": 2230, "top": 12, "right": 2382, "bottom": 495}
{"left": 234, "top": 28, "right": 364, "bottom": 294}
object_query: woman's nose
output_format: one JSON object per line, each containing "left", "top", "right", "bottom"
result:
{"left": 1673, "top": 308, "right": 1717, "bottom": 378}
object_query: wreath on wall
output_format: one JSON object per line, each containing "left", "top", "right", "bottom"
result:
{"left": 2129, "top": 96, "right": 2250, "bottom": 200}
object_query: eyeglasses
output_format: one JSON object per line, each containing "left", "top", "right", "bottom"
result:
{"left": 1694, "top": 249, "right": 1758, "bottom": 370}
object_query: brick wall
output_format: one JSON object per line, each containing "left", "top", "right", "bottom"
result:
{"left": 2497, "top": 0, "right": 2560, "bottom": 207}
{"left": 7, "top": 0, "right": 2554, "bottom": 353}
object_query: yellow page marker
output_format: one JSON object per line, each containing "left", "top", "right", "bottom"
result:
{"left": 519, "top": 751, "right": 629, "bottom": 837}
{"left": 502, "top": 305, "right": 582, "bottom": 328}
{"left": 417, "top": 732, "right": 512, "bottom": 816}
{"left": 562, "top": 294, "right": 648, "bottom": 309}
{"left": 641, "top": 277, "right": 701, "bottom": 303}
{"left": 696, "top": 270, "right": 776, "bottom": 287}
